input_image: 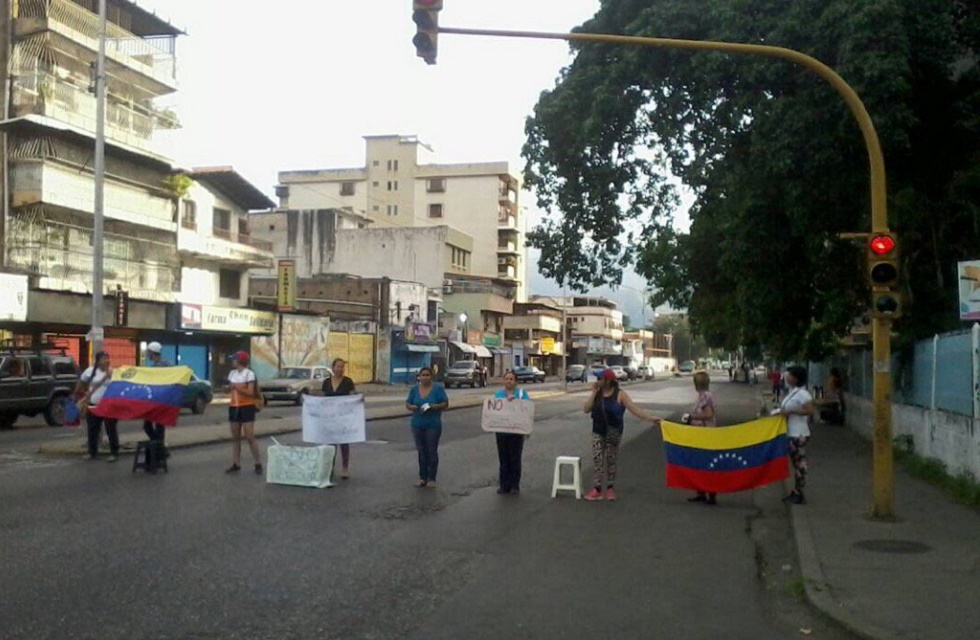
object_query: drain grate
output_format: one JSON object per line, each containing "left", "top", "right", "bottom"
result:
{"left": 853, "top": 539, "right": 932, "bottom": 555}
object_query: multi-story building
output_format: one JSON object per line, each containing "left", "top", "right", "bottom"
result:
{"left": 503, "top": 300, "right": 564, "bottom": 374}
{"left": 532, "top": 295, "right": 624, "bottom": 366}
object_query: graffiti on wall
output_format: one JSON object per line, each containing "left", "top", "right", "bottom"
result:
{"left": 251, "top": 315, "right": 330, "bottom": 380}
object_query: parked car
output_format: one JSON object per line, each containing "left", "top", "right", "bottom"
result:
{"left": 589, "top": 364, "right": 608, "bottom": 380}
{"left": 513, "top": 366, "right": 546, "bottom": 384}
{"left": 565, "top": 364, "right": 588, "bottom": 383}
{"left": 444, "top": 361, "right": 486, "bottom": 388}
{"left": 678, "top": 361, "right": 696, "bottom": 375}
{"left": 259, "top": 366, "right": 331, "bottom": 405}
{"left": 637, "top": 365, "right": 655, "bottom": 380}
{"left": 0, "top": 347, "right": 80, "bottom": 428}
{"left": 608, "top": 365, "right": 629, "bottom": 382}
{"left": 183, "top": 374, "right": 213, "bottom": 414}
{"left": 623, "top": 365, "right": 639, "bottom": 380}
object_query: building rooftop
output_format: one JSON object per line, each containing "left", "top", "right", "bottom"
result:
{"left": 191, "top": 167, "right": 275, "bottom": 211}
{"left": 115, "top": 0, "right": 186, "bottom": 37}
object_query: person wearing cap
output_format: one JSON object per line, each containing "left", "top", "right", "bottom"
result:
{"left": 226, "top": 350, "right": 262, "bottom": 475}
{"left": 582, "top": 368, "right": 662, "bottom": 501}
{"left": 142, "top": 341, "right": 171, "bottom": 453}
{"left": 76, "top": 351, "right": 119, "bottom": 461}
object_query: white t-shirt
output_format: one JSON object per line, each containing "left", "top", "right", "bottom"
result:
{"left": 228, "top": 368, "right": 256, "bottom": 385}
{"left": 781, "top": 387, "right": 813, "bottom": 438}
{"left": 81, "top": 367, "right": 111, "bottom": 405}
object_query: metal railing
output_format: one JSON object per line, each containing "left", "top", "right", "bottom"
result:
{"left": 211, "top": 226, "right": 274, "bottom": 252}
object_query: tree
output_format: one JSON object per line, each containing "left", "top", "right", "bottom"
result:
{"left": 524, "top": 0, "right": 980, "bottom": 359}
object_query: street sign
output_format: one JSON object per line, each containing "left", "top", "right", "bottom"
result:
{"left": 114, "top": 289, "right": 129, "bottom": 327}
{"left": 277, "top": 260, "right": 296, "bottom": 312}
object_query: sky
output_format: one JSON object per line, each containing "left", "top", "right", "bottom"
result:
{"left": 142, "top": 0, "right": 666, "bottom": 324}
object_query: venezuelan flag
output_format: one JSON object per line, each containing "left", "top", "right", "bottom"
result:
{"left": 92, "top": 366, "right": 192, "bottom": 427}
{"left": 661, "top": 415, "right": 790, "bottom": 493}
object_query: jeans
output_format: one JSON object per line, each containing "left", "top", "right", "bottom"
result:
{"left": 496, "top": 433, "right": 525, "bottom": 491}
{"left": 411, "top": 426, "right": 442, "bottom": 482}
{"left": 143, "top": 421, "right": 166, "bottom": 445}
{"left": 86, "top": 413, "right": 119, "bottom": 457}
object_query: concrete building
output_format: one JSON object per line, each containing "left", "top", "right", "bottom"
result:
{"left": 503, "top": 300, "right": 565, "bottom": 374}
{"left": 531, "top": 295, "right": 624, "bottom": 366}
{"left": 274, "top": 134, "right": 528, "bottom": 302}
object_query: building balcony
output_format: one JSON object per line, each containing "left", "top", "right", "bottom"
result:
{"left": 178, "top": 226, "right": 274, "bottom": 268}
{"left": 504, "top": 314, "right": 562, "bottom": 333}
{"left": 15, "top": 0, "right": 178, "bottom": 93}
{"left": 10, "top": 160, "right": 175, "bottom": 232}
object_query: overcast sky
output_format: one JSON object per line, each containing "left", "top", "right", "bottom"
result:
{"left": 143, "top": 0, "right": 665, "bottom": 323}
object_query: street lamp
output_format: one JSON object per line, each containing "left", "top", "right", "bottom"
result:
{"left": 459, "top": 313, "right": 468, "bottom": 346}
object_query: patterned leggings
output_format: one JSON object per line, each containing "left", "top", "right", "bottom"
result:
{"left": 790, "top": 436, "right": 809, "bottom": 494}
{"left": 592, "top": 428, "right": 623, "bottom": 488}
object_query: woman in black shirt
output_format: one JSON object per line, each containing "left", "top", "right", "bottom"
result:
{"left": 322, "top": 358, "right": 356, "bottom": 478}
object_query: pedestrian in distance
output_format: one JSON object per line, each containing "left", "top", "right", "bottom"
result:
{"left": 322, "top": 358, "right": 357, "bottom": 479}
{"left": 142, "top": 341, "right": 170, "bottom": 456}
{"left": 778, "top": 365, "right": 814, "bottom": 505}
{"left": 582, "top": 369, "right": 662, "bottom": 501}
{"left": 405, "top": 367, "right": 449, "bottom": 488}
{"left": 226, "top": 351, "right": 262, "bottom": 475}
{"left": 769, "top": 367, "right": 783, "bottom": 403}
{"left": 76, "top": 351, "right": 119, "bottom": 462}
{"left": 494, "top": 371, "right": 530, "bottom": 496}
{"left": 684, "top": 371, "right": 718, "bottom": 505}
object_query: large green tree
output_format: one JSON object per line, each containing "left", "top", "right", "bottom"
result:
{"left": 524, "top": 0, "right": 980, "bottom": 359}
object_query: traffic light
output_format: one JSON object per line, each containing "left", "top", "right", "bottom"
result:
{"left": 412, "top": 0, "right": 443, "bottom": 65}
{"left": 867, "top": 233, "right": 901, "bottom": 318}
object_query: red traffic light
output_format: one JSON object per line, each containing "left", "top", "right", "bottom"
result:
{"left": 869, "top": 234, "right": 896, "bottom": 256}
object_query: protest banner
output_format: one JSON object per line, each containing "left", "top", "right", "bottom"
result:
{"left": 480, "top": 397, "right": 535, "bottom": 435}
{"left": 302, "top": 395, "right": 367, "bottom": 445}
{"left": 266, "top": 442, "right": 336, "bottom": 489}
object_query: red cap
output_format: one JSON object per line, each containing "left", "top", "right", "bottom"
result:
{"left": 233, "top": 351, "right": 250, "bottom": 363}
{"left": 601, "top": 369, "right": 617, "bottom": 381}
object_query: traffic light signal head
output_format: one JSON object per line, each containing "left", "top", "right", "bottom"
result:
{"left": 413, "top": 0, "right": 443, "bottom": 65}
{"left": 867, "top": 233, "right": 902, "bottom": 318}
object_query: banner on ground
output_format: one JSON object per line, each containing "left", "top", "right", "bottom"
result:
{"left": 91, "top": 365, "right": 192, "bottom": 427}
{"left": 266, "top": 443, "right": 336, "bottom": 489}
{"left": 302, "top": 395, "right": 367, "bottom": 445}
{"left": 480, "top": 397, "right": 535, "bottom": 435}
{"left": 661, "top": 415, "right": 789, "bottom": 494}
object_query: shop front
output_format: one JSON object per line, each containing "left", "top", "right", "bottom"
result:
{"left": 391, "top": 325, "right": 439, "bottom": 385}
{"left": 169, "top": 303, "right": 276, "bottom": 385}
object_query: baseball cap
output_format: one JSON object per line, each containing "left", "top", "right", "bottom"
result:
{"left": 231, "top": 350, "right": 250, "bottom": 363}
{"left": 147, "top": 341, "right": 162, "bottom": 354}
{"left": 601, "top": 369, "right": 617, "bottom": 381}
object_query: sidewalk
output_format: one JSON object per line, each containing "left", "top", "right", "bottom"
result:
{"left": 790, "top": 420, "right": 980, "bottom": 639}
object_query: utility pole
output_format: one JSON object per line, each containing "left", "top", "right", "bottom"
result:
{"left": 561, "top": 286, "right": 568, "bottom": 392}
{"left": 88, "top": 0, "right": 108, "bottom": 356}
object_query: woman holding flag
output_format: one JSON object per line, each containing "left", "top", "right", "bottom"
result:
{"left": 778, "top": 366, "right": 814, "bottom": 505}
{"left": 685, "top": 371, "right": 718, "bottom": 505}
{"left": 226, "top": 351, "right": 262, "bottom": 475}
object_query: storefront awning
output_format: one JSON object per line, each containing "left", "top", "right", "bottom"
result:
{"left": 403, "top": 344, "right": 441, "bottom": 353}
{"left": 449, "top": 341, "right": 477, "bottom": 354}
{"left": 474, "top": 346, "right": 493, "bottom": 358}
{"left": 491, "top": 348, "right": 512, "bottom": 355}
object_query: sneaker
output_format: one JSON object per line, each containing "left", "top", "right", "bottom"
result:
{"left": 790, "top": 493, "right": 807, "bottom": 505}
{"left": 705, "top": 495, "right": 718, "bottom": 506}
{"left": 106, "top": 455, "right": 118, "bottom": 463}
{"left": 605, "top": 487, "right": 617, "bottom": 501}
{"left": 584, "top": 488, "right": 604, "bottom": 501}
{"left": 782, "top": 492, "right": 799, "bottom": 503}
{"left": 254, "top": 464, "right": 263, "bottom": 475}
{"left": 496, "top": 487, "right": 510, "bottom": 495}
{"left": 688, "top": 494, "right": 707, "bottom": 503}
{"left": 83, "top": 454, "right": 95, "bottom": 461}
{"left": 509, "top": 487, "right": 521, "bottom": 496}
{"left": 225, "top": 464, "right": 241, "bottom": 474}
{"left": 340, "top": 467, "right": 350, "bottom": 479}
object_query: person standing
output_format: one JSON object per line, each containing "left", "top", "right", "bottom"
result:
{"left": 322, "top": 358, "right": 357, "bottom": 479}
{"left": 583, "top": 369, "right": 662, "bottom": 501}
{"left": 142, "top": 341, "right": 170, "bottom": 454}
{"left": 769, "top": 367, "right": 784, "bottom": 403}
{"left": 493, "top": 371, "right": 530, "bottom": 495}
{"left": 76, "top": 351, "right": 119, "bottom": 461}
{"left": 226, "top": 351, "right": 262, "bottom": 475}
{"left": 685, "top": 371, "right": 719, "bottom": 505}
{"left": 405, "top": 367, "right": 449, "bottom": 488}
{"left": 779, "top": 366, "right": 814, "bottom": 505}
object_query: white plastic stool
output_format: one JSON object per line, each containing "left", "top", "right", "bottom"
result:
{"left": 552, "top": 456, "right": 583, "bottom": 499}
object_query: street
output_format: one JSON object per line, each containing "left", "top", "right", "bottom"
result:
{"left": 0, "top": 377, "right": 855, "bottom": 640}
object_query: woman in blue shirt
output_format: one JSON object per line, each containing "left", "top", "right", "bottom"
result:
{"left": 493, "top": 371, "right": 530, "bottom": 495}
{"left": 405, "top": 367, "right": 450, "bottom": 488}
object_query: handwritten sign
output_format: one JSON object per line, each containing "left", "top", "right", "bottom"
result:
{"left": 266, "top": 444, "right": 336, "bottom": 489}
{"left": 302, "top": 395, "right": 367, "bottom": 445}
{"left": 481, "top": 397, "right": 535, "bottom": 435}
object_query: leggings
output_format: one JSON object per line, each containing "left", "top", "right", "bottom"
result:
{"left": 790, "top": 436, "right": 809, "bottom": 494}
{"left": 592, "top": 428, "right": 623, "bottom": 488}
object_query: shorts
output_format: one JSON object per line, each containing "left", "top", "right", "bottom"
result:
{"left": 229, "top": 405, "right": 257, "bottom": 424}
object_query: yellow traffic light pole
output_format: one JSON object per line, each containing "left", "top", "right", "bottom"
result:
{"left": 438, "top": 25, "right": 895, "bottom": 517}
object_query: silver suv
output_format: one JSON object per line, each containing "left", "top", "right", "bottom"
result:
{"left": 0, "top": 347, "right": 80, "bottom": 428}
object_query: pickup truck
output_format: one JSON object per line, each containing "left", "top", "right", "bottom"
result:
{"left": 0, "top": 349, "right": 80, "bottom": 428}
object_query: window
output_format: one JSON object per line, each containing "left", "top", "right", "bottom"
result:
{"left": 219, "top": 269, "right": 241, "bottom": 299}
{"left": 181, "top": 200, "right": 197, "bottom": 230}
{"left": 237, "top": 217, "right": 249, "bottom": 239}
{"left": 428, "top": 204, "right": 443, "bottom": 218}
{"left": 372, "top": 181, "right": 379, "bottom": 187}
{"left": 387, "top": 181, "right": 399, "bottom": 192}
{"left": 28, "top": 357, "right": 51, "bottom": 377}
{"left": 427, "top": 178, "right": 446, "bottom": 193}
{"left": 450, "top": 247, "right": 470, "bottom": 270}
{"left": 372, "top": 160, "right": 380, "bottom": 167}
{"left": 341, "top": 182, "right": 355, "bottom": 196}
{"left": 393, "top": 160, "right": 399, "bottom": 171}
{"left": 213, "top": 207, "right": 231, "bottom": 233}
{"left": 387, "top": 181, "right": 392, "bottom": 191}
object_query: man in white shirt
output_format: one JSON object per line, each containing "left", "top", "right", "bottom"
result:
{"left": 76, "top": 351, "right": 119, "bottom": 461}
{"left": 778, "top": 365, "right": 814, "bottom": 505}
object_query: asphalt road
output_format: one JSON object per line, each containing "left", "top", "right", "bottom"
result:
{"left": 0, "top": 377, "right": 856, "bottom": 640}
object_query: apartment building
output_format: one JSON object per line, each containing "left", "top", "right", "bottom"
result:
{"left": 531, "top": 295, "right": 624, "bottom": 365}
{"left": 503, "top": 300, "right": 565, "bottom": 374}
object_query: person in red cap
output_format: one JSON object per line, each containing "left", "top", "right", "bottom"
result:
{"left": 582, "top": 368, "right": 662, "bottom": 501}
{"left": 226, "top": 350, "right": 262, "bottom": 474}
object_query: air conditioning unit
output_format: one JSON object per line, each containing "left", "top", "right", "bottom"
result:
{"left": 443, "top": 279, "right": 454, "bottom": 294}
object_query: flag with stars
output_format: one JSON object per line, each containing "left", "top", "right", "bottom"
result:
{"left": 92, "top": 365, "right": 193, "bottom": 427}
{"left": 661, "top": 415, "right": 790, "bottom": 493}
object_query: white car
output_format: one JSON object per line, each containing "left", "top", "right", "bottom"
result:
{"left": 636, "top": 366, "right": 655, "bottom": 380}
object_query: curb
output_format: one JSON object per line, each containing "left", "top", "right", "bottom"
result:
{"left": 787, "top": 482, "right": 893, "bottom": 640}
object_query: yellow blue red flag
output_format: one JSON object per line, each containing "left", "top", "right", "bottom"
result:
{"left": 91, "top": 366, "right": 192, "bottom": 427}
{"left": 661, "top": 415, "right": 790, "bottom": 493}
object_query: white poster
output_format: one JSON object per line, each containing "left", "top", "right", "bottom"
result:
{"left": 958, "top": 260, "right": 980, "bottom": 321}
{"left": 481, "top": 397, "right": 535, "bottom": 435}
{"left": 266, "top": 444, "right": 336, "bottom": 489}
{"left": 302, "top": 395, "right": 367, "bottom": 445}
{"left": 0, "top": 274, "right": 28, "bottom": 322}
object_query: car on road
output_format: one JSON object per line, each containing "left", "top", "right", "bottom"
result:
{"left": 608, "top": 365, "right": 629, "bottom": 382}
{"left": 513, "top": 366, "right": 547, "bottom": 384}
{"left": 637, "top": 365, "right": 655, "bottom": 380}
{"left": 678, "top": 361, "right": 696, "bottom": 375}
{"left": 0, "top": 347, "right": 80, "bottom": 428}
{"left": 565, "top": 364, "right": 588, "bottom": 382}
{"left": 444, "top": 361, "right": 486, "bottom": 388}
{"left": 623, "top": 365, "right": 639, "bottom": 380}
{"left": 259, "top": 366, "right": 331, "bottom": 405}
{"left": 589, "top": 364, "right": 608, "bottom": 381}
{"left": 183, "top": 374, "right": 213, "bottom": 414}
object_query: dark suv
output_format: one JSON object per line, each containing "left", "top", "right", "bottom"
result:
{"left": 444, "top": 361, "right": 486, "bottom": 388}
{"left": 0, "top": 347, "right": 80, "bottom": 428}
